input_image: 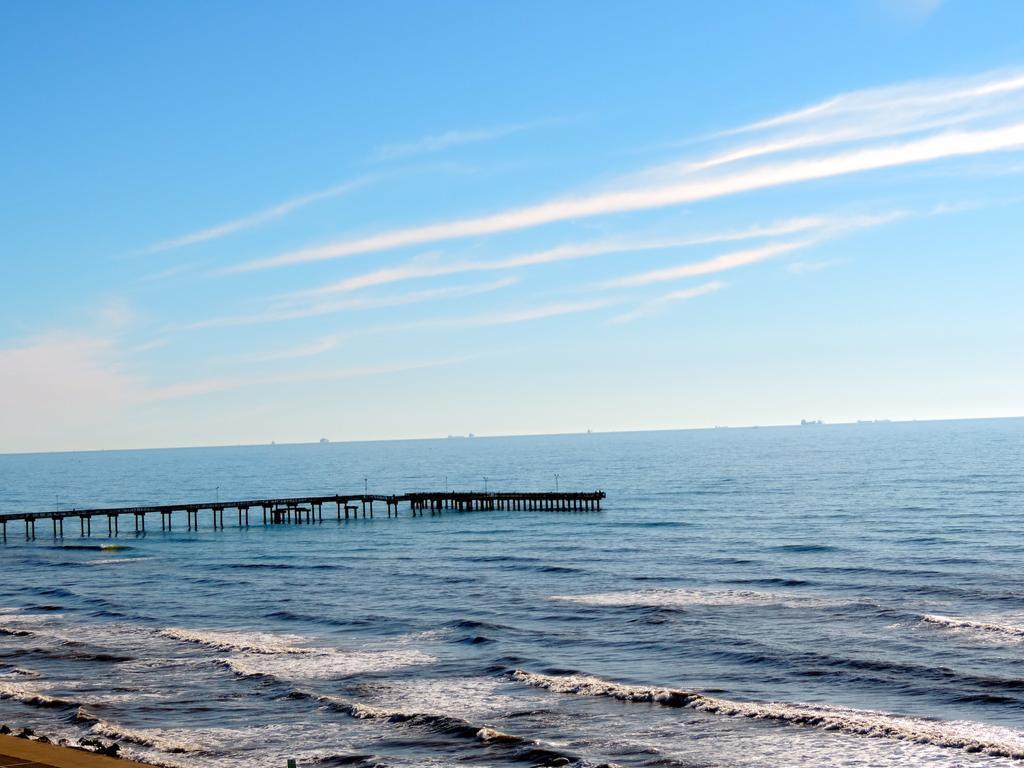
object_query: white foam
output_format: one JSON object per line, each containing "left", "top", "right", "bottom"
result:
{"left": 0, "top": 680, "right": 69, "bottom": 707}
{"left": 224, "top": 647, "right": 435, "bottom": 681}
{"left": 159, "top": 627, "right": 310, "bottom": 654}
{"left": 96, "top": 722, "right": 383, "bottom": 768}
{"left": 88, "top": 718, "right": 198, "bottom": 754}
{"left": 475, "top": 726, "right": 519, "bottom": 743}
{"left": 0, "top": 609, "right": 64, "bottom": 623}
{"left": 921, "top": 613, "right": 1024, "bottom": 640}
{"left": 357, "top": 676, "right": 532, "bottom": 719}
{"left": 86, "top": 557, "right": 154, "bottom": 566}
{"left": 512, "top": 670, "right": 1024, "bottom": 759}
{"left": 549, "top": 588, "right": 858, "bottom": 609}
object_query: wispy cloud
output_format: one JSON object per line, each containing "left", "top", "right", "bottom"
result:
{"left": 600, "top": 241, "right": 811, "bottom": 289}
{"left": 220, "top": 69, "right": 1024, "bottom": 274}
{"left": 177, "top": 278, "right": 517, "bottom": 331}
{"left": 135, "top": 176, "right": 374, "bottom": 255}
{"left": 418, "top": 298, "right": 617, "bottom": 330}
{"left": 611, "top": 281, "right": 726, "bottom": 324}
{"left": 719, "top": 67, "right": 1022, "bottom": 138}
{"left": 787, "top": 259, "right": 844, "bottom": 275}
{"left": 236, "top": 299, "right": 617, "bottom": 364}
{"left": 295, "top": 217, "right": 828, "bottom": 299}
{"left": 369, "top": 121, "right": 547, "bottom": 163}
{"left": 597, "top": 211, "right": 903, "bottom": 289}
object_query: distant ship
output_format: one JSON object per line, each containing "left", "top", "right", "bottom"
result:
{"left": 319, "top": 437, "right": 330, "bottom": 444}
{"left": 800, "top": 419, "right": 824, "bottom": 426}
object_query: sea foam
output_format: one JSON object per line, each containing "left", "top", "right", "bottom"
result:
{"left": 920, "top": 613, "right": 1024, "bottom": 640}
{"left": 224, "top": 648, "right": 435, "bottom": 680}
{"left": 0, "top": 679, "right": 75, "bottom": 709}
{"left": 312, "top": 691, "right": 578, "bottom": 765}
{"left": 159, "top": 627, "right": 310, "bottom": 654}
{"left": 512, "top": 670, "right": 1024, "bottom": 759}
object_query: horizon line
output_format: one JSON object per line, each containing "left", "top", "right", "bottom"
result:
{"left": 3, "top": 413, "right": 1021, "bottom": 458}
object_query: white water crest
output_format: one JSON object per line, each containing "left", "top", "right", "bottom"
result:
{"left": 84, "top": 720, "right": 367, "bottom": 768}
{"left": 0, "top": 679, "right": 71, "bottom": 708}
{"left": 87, "top": 716, "right": 198, "bottom": 754}
{"left": 224, "top": 647, "right": 436, "bottom": 681}
{"left": 311, "top": 690, "right": 573, "bottom": 759}
{"left": 356, "top": 676, "right": 537, "bottom": 719}
{"left": 160, "top": 626, "right": 437, "bottom": 680}
{"left": 512, "top": 670, "right": 1024, "bottom": 759}
{"left": 159, "top": 627, "right": 311, "bottom": 654}
{"left": 0, "top": 609, "right": 64, "bottom": 623}
{"left": 920, "top": 614, "right": 1024, "bottom": 640}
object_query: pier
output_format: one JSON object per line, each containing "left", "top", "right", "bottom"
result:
{"left": 0, "top": 490, "right": 605, "bottom": 540}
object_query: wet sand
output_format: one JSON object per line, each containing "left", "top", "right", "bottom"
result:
{"left": 0, "top": 736, "right": 151, "bottom": 768}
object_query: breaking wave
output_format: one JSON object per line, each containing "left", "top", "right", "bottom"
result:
{"left": 0, "top": 680, "right": 77, "bottom": 709}
{"left": 78, "top": 710, "right": 197, "bottom": 754}
{"left": 512, "top": 670, "right": 1024, "bottom": 759}
{"left": 159, "top": 627, "right": 310, "bottom": 654}
{"left": 921, "top": 614, "right": 1024, "bottom": 640}
{"left": 223, "top": 648, "right": 435, "bottom": 681}
{"left": 311, "top": 691, "right": 579, "bottom": 765}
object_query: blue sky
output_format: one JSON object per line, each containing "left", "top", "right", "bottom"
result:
{"left": 2, "top": 0, "right": 1024, "bottom": 452}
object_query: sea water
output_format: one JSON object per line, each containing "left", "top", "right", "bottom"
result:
{"left": 1, "top": 419, "right": 1023, "bottom": 767}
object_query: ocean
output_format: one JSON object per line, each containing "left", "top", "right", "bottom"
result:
{"left": 1, "top": 419, "right": 1023, "bottom": 767}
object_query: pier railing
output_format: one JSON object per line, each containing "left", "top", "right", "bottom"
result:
{"left": 0, "top": 490, "right": 605, "bottom": 539}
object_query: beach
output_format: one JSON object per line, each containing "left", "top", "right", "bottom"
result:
{"left": 0, "top": 734, "right": 150, "bottom": 768}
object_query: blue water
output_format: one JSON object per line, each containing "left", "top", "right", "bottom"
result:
{"left": 1, "top": 419, "right": 1023, "bottom": 767}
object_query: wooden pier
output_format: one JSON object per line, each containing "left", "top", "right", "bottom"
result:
{"left": 0, "top": 490, "right": 605, "bottom": 540}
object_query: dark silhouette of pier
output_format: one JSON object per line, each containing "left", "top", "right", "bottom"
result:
{"left": 0, "top": 490, "right": 605, "bottom": 540}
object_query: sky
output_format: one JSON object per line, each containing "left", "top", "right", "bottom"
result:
{"left": 2, "top": 0, "right": 1024, "bottom": 453}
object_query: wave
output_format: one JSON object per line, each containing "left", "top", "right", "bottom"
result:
{"left": 549, "top": 588, "right": 865, "bottom": 609}
{"left": 78, "top": 710, "right": 198, "bottom": 754}
{"left": 0, "top": 627, "right": 34, "bottom": 637}
{"left": 159, "top": 627, "right": 310, "bottom": 654}
{"left": 512, "top": 670, "right": 1024, "bottom": 759}
{"left": 921, "top": 613, "right": 1024, "bottom": 639}
{"left": 0, "top": 609, "right": 63, "bottom": 624}
{"left": 223, "top": 647, "right": 434, "bottom": 681}
{"left": 0, "top": 680, "right": 77, "bottom": 709}
{"left": 85, "top": 557, "right": 153, "bottom": 566}
{"left": 312, "top": 691, "right": 579, "bottom": 765}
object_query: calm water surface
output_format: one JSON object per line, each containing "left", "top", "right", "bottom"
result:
{"left": 1, "top": 420, "right": 1023, "bottom": 767}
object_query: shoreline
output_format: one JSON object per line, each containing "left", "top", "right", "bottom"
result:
{"left": 0, "top": 734, "right": 153, "bottom": 768}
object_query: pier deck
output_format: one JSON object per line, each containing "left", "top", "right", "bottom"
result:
{"left": 0, "top": 490, "right": 605, "bottom": 540}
